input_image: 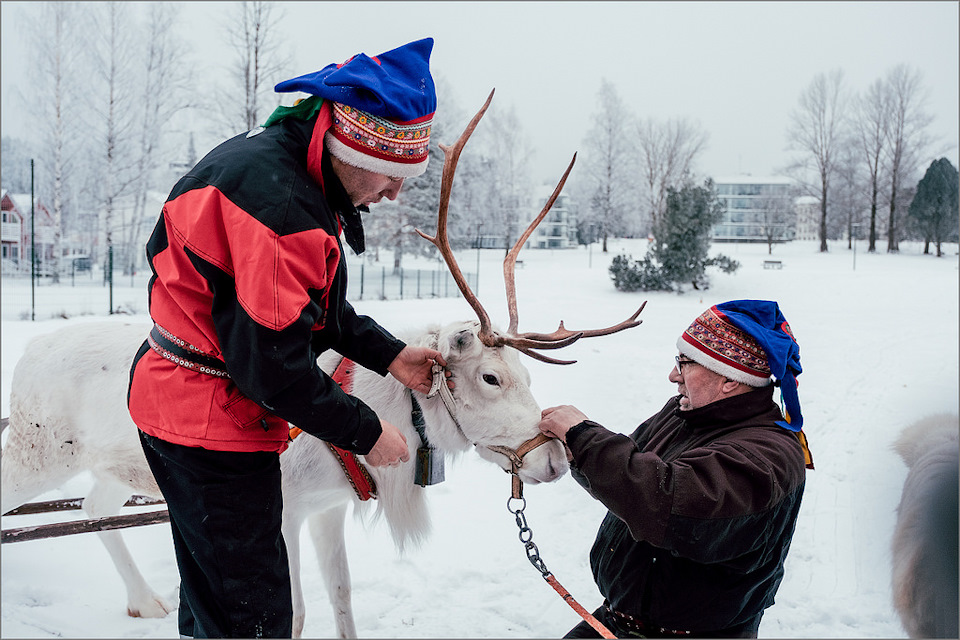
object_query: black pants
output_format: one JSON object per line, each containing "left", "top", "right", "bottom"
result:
{"left": 563, "top": 605, "right": 762, "bottom": 639}
{"left": 140, "top": 431, "right": 293, "bottom": 638}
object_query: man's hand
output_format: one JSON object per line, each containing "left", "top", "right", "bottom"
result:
{"left": 365, "top": 420, "right": 410, "bottom": 467}
{"left": 387, "top": 346, "right": 452, "bottom": 394}
{"left": 538, "top": 405, "right": 589, "bottom": 443}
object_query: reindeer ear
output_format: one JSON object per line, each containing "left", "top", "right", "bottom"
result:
{"left": 448, "top": 328, "right": 475, "bottom": 356}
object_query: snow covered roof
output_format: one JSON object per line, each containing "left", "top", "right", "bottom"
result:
{"left": 712, "top": 175, "right": 795, "bottom": 185}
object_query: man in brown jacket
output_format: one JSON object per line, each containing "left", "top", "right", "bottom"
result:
{"left": 539, "top": 300, "right": 813, "bottom": 638}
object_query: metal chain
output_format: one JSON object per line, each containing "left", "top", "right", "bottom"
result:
{"left": 507, "top": 496, "right": 550, "bottom": 578}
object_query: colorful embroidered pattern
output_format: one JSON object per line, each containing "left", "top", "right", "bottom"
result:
{"left": 331, "top": 102, "right": 431, "bottom": 166}
{"left": 685, "top": 307, "right": 771, "bottom": 377}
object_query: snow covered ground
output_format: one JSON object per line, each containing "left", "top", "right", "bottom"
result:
{"left": 1, "top": 238, "right": 957, "bottom": 638}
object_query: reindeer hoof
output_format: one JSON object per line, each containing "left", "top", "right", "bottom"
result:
{"left": 126, "top": 594, "right": 174, "bottom": 618}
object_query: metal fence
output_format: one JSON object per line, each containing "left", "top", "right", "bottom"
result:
{"left": 0, "top": 261, "right": 474, "bottom": 321}
{"left": 347, "top": 262, "right": 476, "bottom": 301}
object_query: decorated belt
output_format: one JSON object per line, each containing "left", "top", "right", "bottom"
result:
{"left": 147, "top": 324, "right": 231, "bottom": 378}
{"left": 604, "top": 604, "right": 692, "bottom": 637}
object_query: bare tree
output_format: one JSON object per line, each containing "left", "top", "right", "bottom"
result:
{"left": 126, "top": 3, "right": 194, "bottom": 275}
{"left": 832, "top": 136, "right": 868, "bottom": 248}
{"left": 222, "top": 1, "right": 290, "bottom": 134}
{"left": 852, "top": 77, "right": 891, "bottom": 252}
{"left": 756, "top": 193, "right": 798, "bottom": 255}
{"left": 787, "top": 69, "right": 848, "bottom": 252}
{"left": 637, "top": 115, "right": 709, "bottom": 237}
{"left": 581, "top": 79, "right": 638, "bottom": 251}
{"left": 883, "top": 64, "right": 933, "bottom": 253}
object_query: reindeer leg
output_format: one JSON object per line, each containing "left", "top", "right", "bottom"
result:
{"left": 1, "top": 416, "right": 80, "bottom": 515}
{"left": 307, "top": 504, "right": 357, "bottom": 639}
{"left": 84, "top": 476, "right": 174, "bottom": 618}
{"left": 283, "top": 511, "right": 307, "bottom": 639}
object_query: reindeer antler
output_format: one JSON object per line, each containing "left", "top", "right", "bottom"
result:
{"left": 416, "top": 90, "right": 646, "bottom": 365}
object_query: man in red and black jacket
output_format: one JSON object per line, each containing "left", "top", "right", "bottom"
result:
{"left": 128, "top": 39, "right": 444, "bottom": 638}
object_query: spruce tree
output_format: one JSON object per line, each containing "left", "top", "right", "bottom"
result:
{"left": 609, "top": 179, "right": 739, "bottom": 292}
{"left": 908, "top": 158, "right": 959, "bottom": 257}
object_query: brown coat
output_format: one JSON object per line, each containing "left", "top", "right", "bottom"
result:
{"left": 566, "top": 387, "right": 806, "bottom": 633}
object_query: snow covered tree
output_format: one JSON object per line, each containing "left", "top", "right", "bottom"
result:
{"left": 87, "top": 1, "right": 141, "bottom": 280}
{"left": 477, "top": 102, "right": 534, "bottom": 255}
{"left": 580, "top": 78, "right": 638, "bottom": 250}
{"left": 220, "top": 1, "right": 290, "bottom": 135}
{"left": 609, "top": 179, "right": 738, "bottom": 292}
{"left": 24, "top": 2, "right": 83, "bottom": 282}
{"left": 908, "top": 158, "right": 959, "bottom": 257}
{"left": 126, "top": 3, "right": 194, "bottom": 276}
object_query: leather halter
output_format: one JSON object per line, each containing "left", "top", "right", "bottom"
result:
{"left": 427, "top": 364, "right": 554, "bottom": 499}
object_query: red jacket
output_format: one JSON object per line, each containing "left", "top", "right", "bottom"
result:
{"left": 128, "top": 114, "right": 405, "bottom": 454}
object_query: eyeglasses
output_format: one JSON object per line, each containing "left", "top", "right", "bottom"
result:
{"left": 675, "top": 356, "right": 697, "bottom": 375}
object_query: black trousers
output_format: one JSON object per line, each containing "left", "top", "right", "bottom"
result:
{"left": 139, "top": 431, "right": 293, "bottom": 638}
{"left": 563, "top": 605, "right": 762, "bottom": 639}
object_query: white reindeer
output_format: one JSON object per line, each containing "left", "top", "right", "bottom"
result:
{"left": 2, "top": 90, "right": 645, "bottom": 638}
{"left": 891, "top": 413, "right": 959, "bottom": 639}
{"left": 2, "top": 319, "right": 563, "bottom": 637}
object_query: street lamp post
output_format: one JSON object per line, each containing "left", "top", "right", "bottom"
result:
{"left": 852, "top": 222, "right": 862, "bottom": 271}
{"left": 588, "top": 223, "right": 596, "bottom": 268}
{"left": 475, "top": 222, "right": 483, "bottom": 294}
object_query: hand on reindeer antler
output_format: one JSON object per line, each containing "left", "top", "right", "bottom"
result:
{"left": 416, "top": 89, "right": 647, "bottom": 365}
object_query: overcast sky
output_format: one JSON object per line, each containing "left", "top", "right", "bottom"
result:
{"left": 2, "top": 1, "right": 958, "bottom": 185}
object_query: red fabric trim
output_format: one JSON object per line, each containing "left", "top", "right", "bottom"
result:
{"left": 327, "top": 359, "right": 377, "bottom": 500}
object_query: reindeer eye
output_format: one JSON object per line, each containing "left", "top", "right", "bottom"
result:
{"left": 482, "top": 373, "right": 500, "bottom": 387}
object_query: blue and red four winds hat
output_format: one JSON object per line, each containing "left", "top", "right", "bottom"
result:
{"left": 273, "top": 38, "right": 436, "bottom": 178}
{"left": 678, "top": 299, "right": 813, "bottom": 468}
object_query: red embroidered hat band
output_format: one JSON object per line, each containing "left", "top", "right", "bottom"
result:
{"left": 677, "top": 305, "right": 772, "bottom": 386}
{"left": 325, "top": 102, "right": 432, "bottom": 178}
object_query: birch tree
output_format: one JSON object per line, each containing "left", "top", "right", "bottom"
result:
{"left": 883, "top": 64, "right": 933, "bottom": 253}
{"left": 787, "top": 69, "right": 848, "bottom": 252}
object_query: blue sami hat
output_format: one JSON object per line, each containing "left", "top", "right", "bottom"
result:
{"left": 274, "top": 38, "right": 436, "bottom": 178}
{"left": 679, "top": 299, "right": 803, "bottom": 432}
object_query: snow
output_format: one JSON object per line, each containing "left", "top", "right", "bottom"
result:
{"left": 2, "top": 238, "right": 958, "bottom": 638}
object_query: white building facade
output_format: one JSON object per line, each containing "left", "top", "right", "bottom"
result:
{"left": 526, "top": 185, "right": 579, "bottom": 249}
{"left": 711, "top": 176, "right": 798, "bottom": 243}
